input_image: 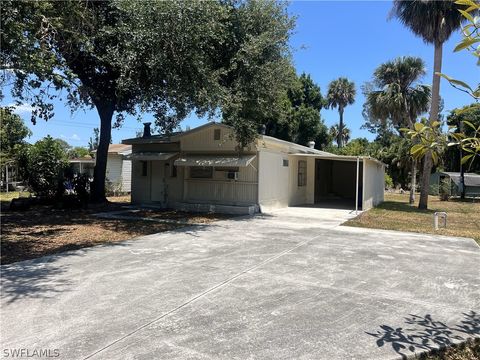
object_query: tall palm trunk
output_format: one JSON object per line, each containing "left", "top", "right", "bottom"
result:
{"left": 409, "top": 158, "right": 417, "bottom": 204}
{"left": 338, "top": 107, "right": 344, "bottom": 148}
{"left": 418, "top": 40, "right": 442, "bottom": 210}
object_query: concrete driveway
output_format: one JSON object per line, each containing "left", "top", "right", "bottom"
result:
{"left": 1, "top": 207, "right": 479, "bottom": 360}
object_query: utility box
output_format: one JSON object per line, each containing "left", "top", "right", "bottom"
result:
{"left": 434, "top": 212, "right": 447, "bottom": 230}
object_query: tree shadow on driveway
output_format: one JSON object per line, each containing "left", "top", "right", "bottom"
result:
{"left": 1, "top": 241, "right": 126, "bottom": 305}
{"left": 1, "top": 257, "right": 73, "bottom": 305}
{"left": 366, "top": 311, "right": 480, "bottom": 359}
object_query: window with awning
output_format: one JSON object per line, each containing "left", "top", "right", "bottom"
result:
{"left": 174, "top": 155, "right": 256, "bottom": 167}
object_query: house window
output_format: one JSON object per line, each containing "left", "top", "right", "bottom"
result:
{"left": 141, "top": 161, "right": 148, "bottom": 176}
{"left": 298, "top": 160, "right": 307, "bottom": 187}
{"left": 214, "top": 129, "right": 221, "bottom": 141}
{"left": 283, "top": 159, "right": 289, "bottom": 167}
{"left": 171, "top": 164, "right": 177, "bottom": 178}
{"left": 190, "top": 166, "right": 213, "bottom": 178}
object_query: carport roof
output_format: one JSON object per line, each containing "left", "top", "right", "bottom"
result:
{"left": 290, "top": 153, "right": 386, "bottom": 167}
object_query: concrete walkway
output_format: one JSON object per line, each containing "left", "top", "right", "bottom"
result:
{"left": 1, "top": 207, "right": 479, "bottom": 360}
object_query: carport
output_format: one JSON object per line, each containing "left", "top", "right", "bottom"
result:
{"left": 292, "top": 154, "right": 385, "bottom": 211}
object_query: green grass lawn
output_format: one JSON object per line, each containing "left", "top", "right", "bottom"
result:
{"left": 418, "top": 338, "right": 479, "bottom": 360}
{"left": 345, "top": 193, "right": 480, "bottom": 244}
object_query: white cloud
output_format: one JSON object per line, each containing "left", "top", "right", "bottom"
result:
{"left": 60, "top": 133, "right": 81, "bottom": 142}
{"left": 7, "top": 103, "right": 37, "bottom": 115}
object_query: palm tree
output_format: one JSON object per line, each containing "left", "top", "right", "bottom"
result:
{"left": 329, "top": 124, "right": 351, "bottom": 146}
{"left": 392, "top": 0, "right": 466, "bottom": 209}
{"left": 365, "top": 56, "right": 431, "bottom": 204}
{"left": 327, "top": 77, "right": 356, "bottom": 148}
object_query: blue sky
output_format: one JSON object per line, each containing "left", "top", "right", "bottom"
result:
{"left": 3, "top": 1, "right": 478, "bottom": 147}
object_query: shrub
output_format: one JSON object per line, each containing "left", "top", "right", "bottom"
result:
{"left": 21, "top": 136, "right": 68, "bottom": 198}
{"left": 439, "top": 178, "right": 451, "bottom": 201}
{"left": 105, "top": 177, "right": 123, "bottom": 197}
{"left": 63, "top": 166, "right": 91, "bottom": 205}
{"left": 384, "top": 173, "right": 394, "bottom": 189}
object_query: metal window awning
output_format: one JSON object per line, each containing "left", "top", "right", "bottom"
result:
{"left": 126, "top": 152, "right": 178, "bottom": 161}
{"left": 174, "top": 155, "right": 256, "bottom": 167}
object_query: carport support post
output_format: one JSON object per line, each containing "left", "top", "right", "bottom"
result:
{"left": 355, "top": 157, "right": 359, "bottom": 214}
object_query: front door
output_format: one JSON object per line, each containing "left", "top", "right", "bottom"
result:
{"left": 150, "top": 161, "right": 165, "bottom": 203}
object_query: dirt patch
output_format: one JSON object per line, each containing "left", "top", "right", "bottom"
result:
{"left": 1, "top": 203, "right": 231, "bottom": 265}
{"left": 117, "top": 209, "right": 233, "bottom": 224}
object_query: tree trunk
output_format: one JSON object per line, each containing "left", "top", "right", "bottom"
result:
{"left": 338, "top": 107, "right": 344, "bottom": 148}
{"left": 91, "top": 102, "right": 114, "bottom": 203}
{"left": 459, "top": 121, "right": 465, "bottom": 199}
{"left": 409, "top": 158, "right": 417, "bottom": 204}
{"left": 418, "top": 40, "right": 443, "bottom": 210}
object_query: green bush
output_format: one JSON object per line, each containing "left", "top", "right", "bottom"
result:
{"left": 384, "top": 173, "right": 394, "bottom": 189}
{"left": 439, "top": 178, "right": 451, "bottom": 201}
{"left": 21, "top": 136, "right": 68, "bottom": 198}
{"left": 105, "top": 177, "right": 123, "bottom": 197}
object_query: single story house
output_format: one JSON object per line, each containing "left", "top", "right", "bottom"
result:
{"left": 430, "top": 171, "right": 480, "bottom": 197}
{"left": 69, "top": 144, "right": 132, "bottom": 193}
{"left": 122, "top": 122, "right": 385, "bottom": 214}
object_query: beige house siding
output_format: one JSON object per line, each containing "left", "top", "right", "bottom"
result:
{"left": 363, "top": 159, "right": 385, "bottom": 210}
{"left": 288, "top": 156, "right": 308, "bottom": 206}
{"left": 258, "top": 150, "right": 290, "bottom": 211}
{"left": 305, "top": 157, "right": 316, "bottom": 204}
{"left": 179, "top": 125, "right": 239, "bottom": 152}
{"left": 131, "top": 160, "right": 151, "bottom": 203}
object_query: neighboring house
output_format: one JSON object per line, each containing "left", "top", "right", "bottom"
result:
{"left": 122, "top": 122, "right": 385, "bottom": 214}
{"left": 105, "top": 144, "right": 132, "bottom": 193}
{"left": 69, "top": 144, "right": 132, "bottom": 193}
{"left": 430, "top": 171, "right": 480, "bottom": 197}
{"left": 69, "top": 157, "right": 95, "bottom": 178}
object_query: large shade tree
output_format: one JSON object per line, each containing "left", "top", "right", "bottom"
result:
{"left": 326, "top": 77, "right": 356, "bottom": 148}
{"left": 364, "top": 56, "right": 431, "bottom": 204}
{"left": 1, "top": 0, "right": 295, "bottom": 201}
{"left": 266, "top": 72, "right": 330, "bottom": 149}
{"left": 392, "top": 0, "right": 467, "bottom": 209}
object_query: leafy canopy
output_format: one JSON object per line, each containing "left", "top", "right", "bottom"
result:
{"left": 326, "top": 77, "right": 356, "bottom": 111}
{"left": 363, "top": 56, "right": 431, "bottom": 133}
{"left": 392, "top": 0, "right": 468, "bottom": 45}
{"left": 0, "top": 107, "right": 32, "bottom": 160}
{"left": 1, "top": 0, "right": 296, "bottom": 199}
{"left": 265, "top": 72, "right": 330, "bottom": 149}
